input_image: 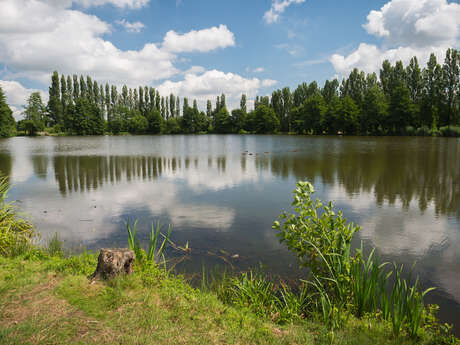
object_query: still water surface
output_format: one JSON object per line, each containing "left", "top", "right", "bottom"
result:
{"left": 0, "top": 135, "right": 459, "bottom": 331}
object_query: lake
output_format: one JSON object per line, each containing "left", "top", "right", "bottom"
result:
{"left": 0, "top": 135, "right": 459, "bottom": 332}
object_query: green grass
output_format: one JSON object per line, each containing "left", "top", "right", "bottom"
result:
{"left": 2, "top": 254, "right": 458, "bottom": 345}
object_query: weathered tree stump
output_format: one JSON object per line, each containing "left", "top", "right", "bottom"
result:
{"left": 91, "top": 248, "right": 135, "bottom": 280}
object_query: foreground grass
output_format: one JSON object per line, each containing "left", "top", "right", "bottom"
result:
{"left": 0, "top": 253, "right": 455, "bottom": 345}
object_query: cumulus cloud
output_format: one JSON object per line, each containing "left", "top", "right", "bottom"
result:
{"left": 253, "top": 67, "right": 264, "bottom": 73}
{"left": 0, "top": 0, "right": 178, "bottom": 85}
{"left": 330, "top": 0, "right": 460, "bottom": 76}
{"left": 0, "top": 0, "right": 242, "bottom": 108}
{"left": 162, "top": 25, "right": 235, "bottom": 53}
{"left": 115, "top": 19, "right": 145, "bottom": 33}
{"left": 264, "top": 0, "right": 306, "bottom": 24}
{"left": 157, "top": 70, "right": 277, "bottom": 109}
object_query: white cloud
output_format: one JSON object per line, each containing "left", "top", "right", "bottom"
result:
{"left": 115, "top": 19, "right": 145, "bottom": 33}
{"left": 264, "top": 0, "right": 306, "bottom": 24}
{"left": 0, "top": 80, "right": 48, "bottom": 120}
{"left": 253, "top": 67, "right": 264, "bottom": 73}
{"left": 331, "top": 0, "right": 460, "bottom": 76}
{"left": 73, "top": 0, "right": 149, "bottom": 8}
{"left": 0, "top": 0, "right": 240, "bottom": 91}
{"left": 162, "top": 25, "right": 235, "bottom": 53}
{"left": 0, "top": 0, "right": 178, "bottom": 85}
{"left": 157, "top": 69, "right": 277, "bottom": 109}
{"left": 184, "top": 66, "right": 206, "bottom": 75}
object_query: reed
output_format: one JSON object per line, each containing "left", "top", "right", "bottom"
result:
{"left": 0, "top": 176, "right": 34, "bottom": 256}
{"left": 126, "top": 220, "right": 172, "bottom": 265}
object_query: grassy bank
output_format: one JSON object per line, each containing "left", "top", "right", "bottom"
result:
{"left": 0, "top": 178, "right": 459, "bottom": 344}
{"left": 0, "top": 252, "right": 456, "bottom": 345}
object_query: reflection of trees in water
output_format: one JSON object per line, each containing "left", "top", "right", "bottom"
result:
{"left": 266, "top": 138, "right": 460, "bottom": 217}
{"left": 52, "top": 138, "right": 460, "bottom": 216}
{"left": 53, "top": 155, "right": 229, "bottom": 196}
{"left": 0, "top": 153, "right": 12, "bottom": 181}
{"left": 53, "top": 155, "right": 164, "bottom": 195}
{"left": 32, "top": 155, "right": 48, "bottom": 179}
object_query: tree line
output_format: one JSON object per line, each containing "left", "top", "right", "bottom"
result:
{"left": 0, "top": 47, "right": 459, "bottom": 138}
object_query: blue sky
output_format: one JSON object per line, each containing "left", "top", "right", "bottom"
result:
{"left": 1, "top": 0, "right": 459, "bottom": 117}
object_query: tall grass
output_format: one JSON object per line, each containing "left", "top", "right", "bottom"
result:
{"left": 0, "top": 176, "right": 34, "bottom": 257}
{"left": 126, "top": 220, "right": 172, "bottom": 265}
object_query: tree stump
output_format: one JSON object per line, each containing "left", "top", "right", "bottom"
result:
{"left": 91, "top": 248, "right": 135, "bottom": 280}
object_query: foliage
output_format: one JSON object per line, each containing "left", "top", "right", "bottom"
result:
{"left": 273, "top": 181, "right": 440, "bottom": 339}
{"left": 273, "top": 181, "right": 359, "bottom": 282}
{"left": 37, "top": 48, "right": 459, "bottom": 137}
{"left": 47, "top": 232, "right": 64, "bottom": 257}
{"left": 0, "top": 86, "right": 16, "bottom": 138}
{"left": 439, "top": 126, "right": 460, "bottom": 137}
{"left": 0, "top": 176, "right": 34, "bottom": 256}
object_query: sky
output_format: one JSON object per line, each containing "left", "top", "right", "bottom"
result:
{"left": 0, "top": 0, "right": 459, "bottom": 119}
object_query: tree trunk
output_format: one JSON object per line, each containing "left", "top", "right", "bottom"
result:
{"left": 91, "top": 248, "right": 135, "bottom": 280}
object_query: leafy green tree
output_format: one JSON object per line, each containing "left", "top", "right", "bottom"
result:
{"left": 240, "top": 94, "right": 247, "bottom": 114}
{"left": 48, "top": 71, "right": 62, "bottom": 126}
{"left": 175, "top": 97, "right": 180, "bottom": 117}
{"left": 388, "top": 83, "right": 415, "bottom": 134}
{"left": 322, "top": 95, "right": 342, "bottom": 134}
{"left": 379, "top": 60, "right": 393, "bottom": 98}
{"left": 128, "top": 114, "right": 148, "bottom": 134}
{"left": 79, "top": 75, "right": 87, "bottom": 99}
{"left": 292, "top": 94, "right": 326, "bottom": 134}
{"left": 213, "top": 107, "right": 232, "bottom": 133}
{"left": 0, "top": 86, "right": 16, "bottom": 138}
{"left": 23, "top": 92, "right": 46, "bottom": 135}
{"left": 165, "top": 117, "right": 181, "bottom": 134}
{"left": 73, "top": 75, "right": 80, "bottom": 103}
{"left": 169, "top": 94, "right": 175, "bottom": 117}
{"left": 341, "top": 68, "right": 365, "bottom": 106}
{"left": 86, "top": 76, "right": 93, "bottom": 102}
{"left": 206, "top": 100, "right": 212, "bottom": 117}
{"left": 146, "top": 109, "right": 164, "bottom": 134}
{"left": 361, "top": 86, "right": 388, "bottom": 135}
{"left": 252, "top": 104, "right": 280, "bottom": 134}
{"left": 339, "top": 96, "right": 360, "bottom": 135}
{"left": 322, "top": 79, "right": 339, "bottom": 103}
{"left": 72, "top": 97, "right": 104, "bottom": 135}
{"left": 442, "top": 48, "right": 459, "bottom": 127}
{"left": 231, "top": 109, "right": 247, "bottom": 133}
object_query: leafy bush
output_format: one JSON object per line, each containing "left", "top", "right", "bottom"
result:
{"left": 273, "top": 181, "right": 359, "bottom": 291}
{"left": 439, "top": 126, "right": 460, "bottom": 137}
{"left": 273, "top": 181, "right": 438, "bottom": 338}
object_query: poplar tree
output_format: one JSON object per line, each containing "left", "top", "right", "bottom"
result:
{"left": 155, "top": 91, "right": 160, "bottom": 111}
{"left": 73, "top": 75, "right": 80, "bottom": 102}
{"left": 86, "top": 76, "right": 93, "bottom": 102}
{"left": 207, "top": 100, "right": 212, "bottom": 117}
{"left": 240, "top": 94, "right": 247, "bottom": 113}
{"left": 48, "top": 71, "right": 62, "bottom": 126}
{"left": 149, "top": 88, "right": 155, "bottom": 111}
{"left": 169, "top": 94, "right": 175, "bottom": 117}
{"left": 79, "top": 75, "right": 86, "bottom": 99}
{"left": 175, "top": 97, "right": 180, "bottom": 117}
{"left": 139, "top": 86, "right": 144, "bottom": 112}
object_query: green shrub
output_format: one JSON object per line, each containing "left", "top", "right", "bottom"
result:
{"left": 439, "top": 126, "right": 460, "bottom": 137}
